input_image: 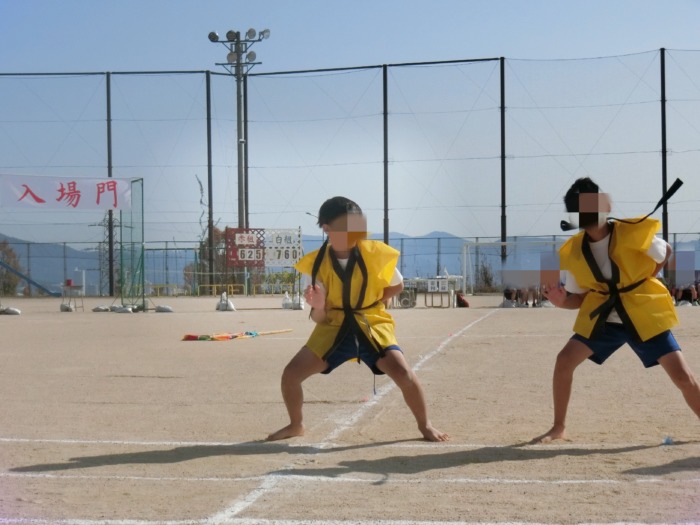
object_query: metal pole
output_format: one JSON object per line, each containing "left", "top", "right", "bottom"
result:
{"left": 26, "top": 243, "right": 31, "bottom": 296}
{"left": 235, "top": 40, "right": 246, "bottom": 230}
{"left": 243, "top": 73, "right": 250, "bottom": 229}
{"left": 383, "top": 64, "right": 389, "bottom": 244}
{"left": 206, "top": 71, "right": 215, "bottom": 289}
{"left": 106, "top": 72, "right": 114, "bottom": 296}
{"left": 242, "top": 72, "right": 251, "bottom": 294}
{"left": 436, "top": 237, "right": 441, "bottom": 277}
{"left": 499, "top": 57, "right": 507, "bottom": 260}
{"left": 660, "top": 48, "right": 669, "bottom": 244}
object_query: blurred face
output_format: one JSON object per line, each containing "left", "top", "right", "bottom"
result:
{"left": 322, "top": 213, "right": 367, "bottom": 253}
{"left": 571, "top": 192, "right": 611, "bottom": 230}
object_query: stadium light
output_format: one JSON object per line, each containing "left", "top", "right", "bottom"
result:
{"left": 207, "top": 27, "right": 270, "bottom": 230}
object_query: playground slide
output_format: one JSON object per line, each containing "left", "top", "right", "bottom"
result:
{"left": 0, "top": 260, "right": 61, "bottom": 297}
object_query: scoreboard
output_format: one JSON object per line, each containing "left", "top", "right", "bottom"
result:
{"left": 264, "top": 229, "right": 302, "bottom": 267}
{"left": 226, "top": 227, "right": 302, "bottom": 268}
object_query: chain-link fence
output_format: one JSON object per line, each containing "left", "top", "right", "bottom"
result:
{"left": 1, "top": 231, "right": 697, "bottom": 297}
{"left": 1, "top": 49, "right": 700, "bottom": 296}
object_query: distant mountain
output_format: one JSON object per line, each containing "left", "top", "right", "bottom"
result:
{"left": 0, "top": 232, "right": 100, "bottom": 295}
{"left": 302, "top": 230, "right": 465, "bottom": 278}
{"left": 3, "top": 230, "right": 696, "bottom": 295}
{"left": 1, "top": 231, "right": 467, "bottom": 295}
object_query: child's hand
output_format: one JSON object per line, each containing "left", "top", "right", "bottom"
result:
{"left": 304, "top": 284, "right": 326, "bottom": 310}
{"left": 542, "top": 284, "right": 567, "bottom": 308}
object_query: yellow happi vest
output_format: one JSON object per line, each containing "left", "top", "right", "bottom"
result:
{"left": 559, "top": 218, "right": 677, "bottom": 342}
{"left": 294, "top": 240, "right": 399, "bottom": 360}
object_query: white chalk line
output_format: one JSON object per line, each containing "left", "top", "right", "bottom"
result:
{"left": 5, "top": 435, "right": 694, "bottom": 487}
{"left": 2, "top": 436, "right": 696, "bottom": 451}
{"left": 0, "top": 518, "right": 194, "bottom": 525}
{"left": 0, "top": 471, "right": 261, "bottom": 483}
{"left": 320, "top": 309, "right": 499, "bottom": 445}
{"left": 1, "top": 518, "right": 699, "bottom": 525}
{"left": 3, "top": 470, "right": 699, "bottom": 486}
{"left": 0, "top": 437, "right": 284, "bottom": 447}
{"left": 206, "top": 310, "right": 499, "bottom": 524}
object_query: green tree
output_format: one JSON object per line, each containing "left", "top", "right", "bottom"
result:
{"left": 476, "top": 254, "right": 497, "bottom": 292}
{"left": 187, "top": 227, "right": 229, "bottom": 293}
{"left": 182, "top": 261, "right": 196, "bottom": 294}
{"left": 0, "top": 241, "right": 22, "bottom": 295}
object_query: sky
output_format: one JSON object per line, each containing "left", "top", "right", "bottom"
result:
{"left": 2, "top": 0, "right": 699, "bottom": 72}
{"left": 1, "top": 0, "right": 700, "bottom": 246}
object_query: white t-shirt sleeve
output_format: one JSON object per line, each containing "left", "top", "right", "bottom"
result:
{"left": 390, "top": 268, "right": 403, "bottom": 286}
{"left": 647, "top": 236, "right": 668, "bottom": 264}
{"left": 563, "top": 270, "right": 587, "bottom": 294}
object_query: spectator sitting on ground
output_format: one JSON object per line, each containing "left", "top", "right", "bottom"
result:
{"left": 674, "top": 284, "right": 698, "bottom": 306}
{"left": 517, "top": 285, "right": 545, "bottom": 307}
{"left": 500, "top": 287, "right": 517, "bottom": 308}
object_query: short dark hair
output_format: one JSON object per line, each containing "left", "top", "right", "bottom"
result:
{"left": 317, "top": 196, "right": 362, "bottom": 226}
{"left": 564, "top": 177, "right": 599, "bottom": 213}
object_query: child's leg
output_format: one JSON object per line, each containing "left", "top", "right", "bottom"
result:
{"left": 266, "top": 346, "right": 328, "bottom": 441}
{"left": 532, "top": 338, "right": 592, "bottom": 443}
{"left": 375, "top": 350, "right": 449, "bottom": 442}
{"left": 658, "top": 351, "right": 700, "bottom": 419}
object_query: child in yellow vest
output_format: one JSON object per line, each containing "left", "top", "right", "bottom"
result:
{"left": 534, "top": 178, "right": 700, "bottom": 443}
{"left": 267, "top": 196, "right": 448, "bottom": 442}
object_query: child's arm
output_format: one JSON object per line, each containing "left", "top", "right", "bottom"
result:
{"left": 382, "top": 281, "right": 404, "bottom": 307}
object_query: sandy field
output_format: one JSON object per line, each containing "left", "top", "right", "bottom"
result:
{"left": 0, "top": 294, "right": 699, "bottom": 524}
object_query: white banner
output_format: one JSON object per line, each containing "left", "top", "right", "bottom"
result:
{"left": 0, "top": 175, "right": 132, "bottom": 211}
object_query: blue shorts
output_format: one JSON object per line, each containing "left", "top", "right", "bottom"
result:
{"left": 571, "top": 323, "right": 680, "bottom": 368}
{"left": 322, "top": 332, "right": 401, "bottom": 375}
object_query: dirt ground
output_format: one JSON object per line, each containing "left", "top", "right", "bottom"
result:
{"left": 0, "top": 294, "right": 699, "bottom": 524}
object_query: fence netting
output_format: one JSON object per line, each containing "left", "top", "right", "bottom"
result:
{"left": 0, "top": 49, "right": 698, "bottom": 295}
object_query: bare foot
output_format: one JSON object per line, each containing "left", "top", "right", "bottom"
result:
{"left": 531, "top": 425, "right": 568, "bottom": 444}
{"left": 420, "top": 424, "right": 449, "bottom": 442}
{"left": 266, "top": 423, "right": 305, "bottom": 441}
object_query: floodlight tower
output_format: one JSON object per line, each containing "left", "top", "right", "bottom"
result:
{"left": 208, "top": 28, "right": 270, "bottom": 229}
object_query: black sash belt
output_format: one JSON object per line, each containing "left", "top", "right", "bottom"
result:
{"left": 589, "top": 278, "right": 646, "bottom": 321}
